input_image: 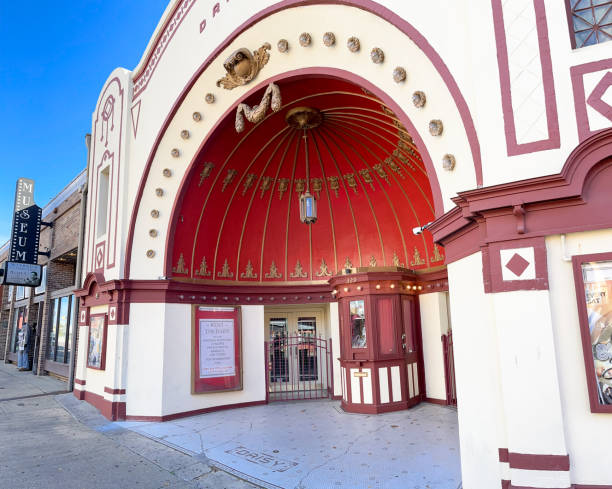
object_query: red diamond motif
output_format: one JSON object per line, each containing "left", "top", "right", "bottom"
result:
{"left": 505, "top": 253, "right": 530, "bottom": 277}
{"left": 96, "top": 249, "right": 104, "bottom": 267}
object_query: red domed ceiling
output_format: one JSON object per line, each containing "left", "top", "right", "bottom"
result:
{"left": 170, "top": 76, "right": 444, "bottom": 284}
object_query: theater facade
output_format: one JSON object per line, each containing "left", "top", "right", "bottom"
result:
{"left": 74, "top": 1, "right": 612, "bottom": 488}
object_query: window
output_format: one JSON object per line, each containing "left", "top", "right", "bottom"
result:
{"left": 97, "top": 166, "right": 110, "bottom": 237}
{"left": 567, "top": 0, "right": 612, "bottom": 48}
{"left": 35, "top": 265, "right": 47, "bottom": 295}
{"left": 7, "top": 285, "right": 14, "bottom": 303}
{"left": 47, "top": 295, "right": 77, "bottom": 364}
{"left": 15, "top": 286, "right": 24, "bottom": 301}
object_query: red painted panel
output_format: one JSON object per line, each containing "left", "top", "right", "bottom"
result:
{"left": 377, "top": 296, "right": 396, "bottom": 355}
{"left": 171, "top": 76, "right": 440, "bottom": 284}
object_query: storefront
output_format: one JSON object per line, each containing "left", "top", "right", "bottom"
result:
{"left": 73, "top": 1, "right": 612, "bottom": 488}
{"left": 1, "top": 171, "right": 86, "bottom": 381}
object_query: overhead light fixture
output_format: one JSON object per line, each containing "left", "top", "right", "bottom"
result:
{"left": 286, "top": 107, "right": 322, "bottom": 226}
{"left": 299, "top": 129, "right": 317, "bottom": 224}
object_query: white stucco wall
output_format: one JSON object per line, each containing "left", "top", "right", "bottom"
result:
{"left": 419, "top": 292, "right": 449, "bottom": 401}
{"left": 329, "top": 301, "right": 342, "bottom": 397}
{"left": 547, "top": 231, "right": 612, "bottom": 486}
{"left": 448, "top": 252, "right": 506, "bottom": 489}
{"left": 161, "top": 304, "right": 266, "bottom": 416}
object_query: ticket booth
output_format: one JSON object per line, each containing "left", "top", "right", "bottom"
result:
{"left": 331, "top": 270, "right": 423, "bottom": 413}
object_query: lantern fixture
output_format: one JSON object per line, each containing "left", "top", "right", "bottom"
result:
{"left": 299, "top": 129, "right": 317, "bottom": 224}
{"left": 286, "top": 107, "right": 322, "bottom": 226}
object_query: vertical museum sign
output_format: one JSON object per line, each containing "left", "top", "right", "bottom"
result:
{"left": 3, "top": 178, "right": 43, "bottom": 286}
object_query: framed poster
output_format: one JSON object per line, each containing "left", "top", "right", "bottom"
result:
{"left": 87, "top": 313, "right": 107, "bottom": 370}
{"left": 350, "top": 299, "right": 367, "bottom": 349}
{"left": 192, "top": 306, "right": 242, "bottom": 394}
{"left": 572, "top": 252, "right": 612, "bottom": 412}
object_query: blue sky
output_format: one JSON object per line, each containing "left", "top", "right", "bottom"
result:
{"left": 0, "top": 1, "right": 169, "bottom": 244}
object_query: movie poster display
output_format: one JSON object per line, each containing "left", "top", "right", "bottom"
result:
{"left": 350, "top": 299, "right": 367, "bottom": 348}
{"left": 87, "top": 314, "right": 107, "bottom": 370}
{"left": 574, "top": 254, "right": 612, "bottom": 412}
{"left": 192, "top": 306, "right": 242, "bottom": 394}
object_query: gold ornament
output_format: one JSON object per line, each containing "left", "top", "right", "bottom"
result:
{"left": 217, "top": 259, "right": 234, "bottom": 278}
{"left": 235, "top": 83, "right": 282, "bottom": 132}
{"left": 265, "top": 261, "right": 282, "bottom": 279}
{"left": 240, "top": 260, "right": 258, "bottom": 279}
{"left": 216, "top": 43, "right": 271, "bottom": 90}
{"left": 173, "top": 253, "right": 188, "bottom": 274}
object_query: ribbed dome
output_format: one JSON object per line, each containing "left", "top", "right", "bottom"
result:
{"left": 170, "top": 76, "right": 443, "bottom": 283}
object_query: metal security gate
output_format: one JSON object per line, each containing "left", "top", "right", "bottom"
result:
{"left": 265, "top": 335, "right": 332, "bottom": 402}
{"left": 442, "top": 331, "right": 457, "bottom": 406}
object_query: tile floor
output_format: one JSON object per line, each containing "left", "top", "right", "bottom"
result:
{"left": 118, "top": 400, "right": 461, "bottom": 489}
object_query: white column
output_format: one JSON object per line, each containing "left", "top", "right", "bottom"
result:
{"left": 448, "top": 252, "right": 507, "bottom": 489}
{"left": 329, "top": 302, "right": 342, "bottom": 397}
{"left": 419, "top": 292, "right": 450, "bottom": 401}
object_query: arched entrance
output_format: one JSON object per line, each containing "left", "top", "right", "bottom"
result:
{"left": 166, "top": 73, "right": 451, "bottom": 413}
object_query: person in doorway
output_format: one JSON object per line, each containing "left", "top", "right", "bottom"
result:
{"left": 17, "top": 319, "right": 31, "bottom": 371}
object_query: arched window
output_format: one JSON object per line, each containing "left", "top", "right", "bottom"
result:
{"left": 567, "top": 0, "right": 612, "bottom": 48}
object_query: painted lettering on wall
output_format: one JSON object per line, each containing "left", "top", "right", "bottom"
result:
{"left": 200, "top": 0, "right": 231, "bottom": 33}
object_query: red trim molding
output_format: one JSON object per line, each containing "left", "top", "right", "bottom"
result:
{"left": 508, "top": 453, "right": 569, "bottom": 472}
{"left": 571, "top": 58, "right": 612, "bottom": 142}
{"left": 74, "top": 378, "right": 86, "bottom": 386}
{"left": 429, "top": 129, "right": 612, "bottom": 292}
{"left": 492, "top": 0, "right": 560, "bottom": 156}
{"left": 104, "top": 387, "right": 126, "bottom": 395}
{"left": 499, "top": 448, "right": 570, "bottom": 472}
{"left": 125, "top": 400, "right": 266, "bottom": 422}
{"left": 499, "top": 448, "right": 509, "bottom": 463}
{"left": 424, "top": 397, "right": 447, "bottom": 405}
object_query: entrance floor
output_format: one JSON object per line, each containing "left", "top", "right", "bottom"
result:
{"left": 117, "top": 400, "right": 461, "bottom": 489}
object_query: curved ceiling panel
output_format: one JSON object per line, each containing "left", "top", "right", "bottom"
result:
{"left": 170, "top": 76, "right": 444, "bottom": 284}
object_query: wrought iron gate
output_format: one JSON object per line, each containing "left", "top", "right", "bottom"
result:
{"left": 442, "top": 331, "right": 457, "bottom": 406}
{"left": 265, "top": 335, "right": 332, "bottom": 401}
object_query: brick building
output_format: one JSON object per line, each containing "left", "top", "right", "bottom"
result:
{"left": 1, "top": 169, "right": 87, "bottom": 384}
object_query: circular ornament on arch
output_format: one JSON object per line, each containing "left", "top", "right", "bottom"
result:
{"left": 180, "top": 130, "right": 190, "bottom": 140}
{"left": 370, "top": 47, "right": 385, "bottom": 64}
{"left": 429, "top": 119, "right": 443, "bottom": 136}
{"left": 412, "top": 91, "right": 426, "bottom": 108}
{"left": 393, "top": 67, "right": 406, "bottom": 83}
{"left": 151, "top": 209, "right": 160, "bottom": 218}
{"left": 171, "top": 148, "right": 180, "bottom": 158}
{"left": 205, "top": 93, "right": 215, "bottom": 104}
{"left": 149, "top": 229, "right": 158, "bottom": 237}
{"left": 299, "top": 32, "right": 312, "bottom": 47}
{"left": 155, "top": 188, "right": 164, "bottom": 197}
{"left": 347, "top": 36, "right": 360, "bottom": 52}
{"left": 146, "top": 249, "right": 155, "bottom": 258}
{"left": 323, "top": 32, "right": 336, "bottom": 47}
{"left": 277, "top": 39, "right": 289, "bottom": 53}
{"left": 163, "top": 168, "right": 172, "bottom": 177}
{"left": 442, "top": 154, "right": 456, "bottom": 171}
{"left": 192, "top": 112, "right": 202, "bottom": 122}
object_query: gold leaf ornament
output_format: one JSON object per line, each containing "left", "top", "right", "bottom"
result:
{"left": 216, "top": 43, "right": 271, "bottom": 90}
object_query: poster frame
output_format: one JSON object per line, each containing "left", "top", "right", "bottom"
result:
{"left": 87, "top": 313, "right": 108, "bottom": 371}
{"left": 572, "top": 251, "right": 612, "bottom": 413}
{"left": 191, "top": 305, "right": 242, "bottom": 395}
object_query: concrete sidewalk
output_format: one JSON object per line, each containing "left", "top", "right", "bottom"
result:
{"left": 0, "top": 362, "right": 261, "bottom": 489}
{"left": 0, "top": 360, "right": 67, "bottom": 401}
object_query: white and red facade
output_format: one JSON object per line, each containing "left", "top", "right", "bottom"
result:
{"left": 74, "top": 1, "right": 612, "bottom": 488}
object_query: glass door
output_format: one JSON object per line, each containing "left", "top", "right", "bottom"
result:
{"left": 265, "top": 311, "right": 324, "bottom": 395}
